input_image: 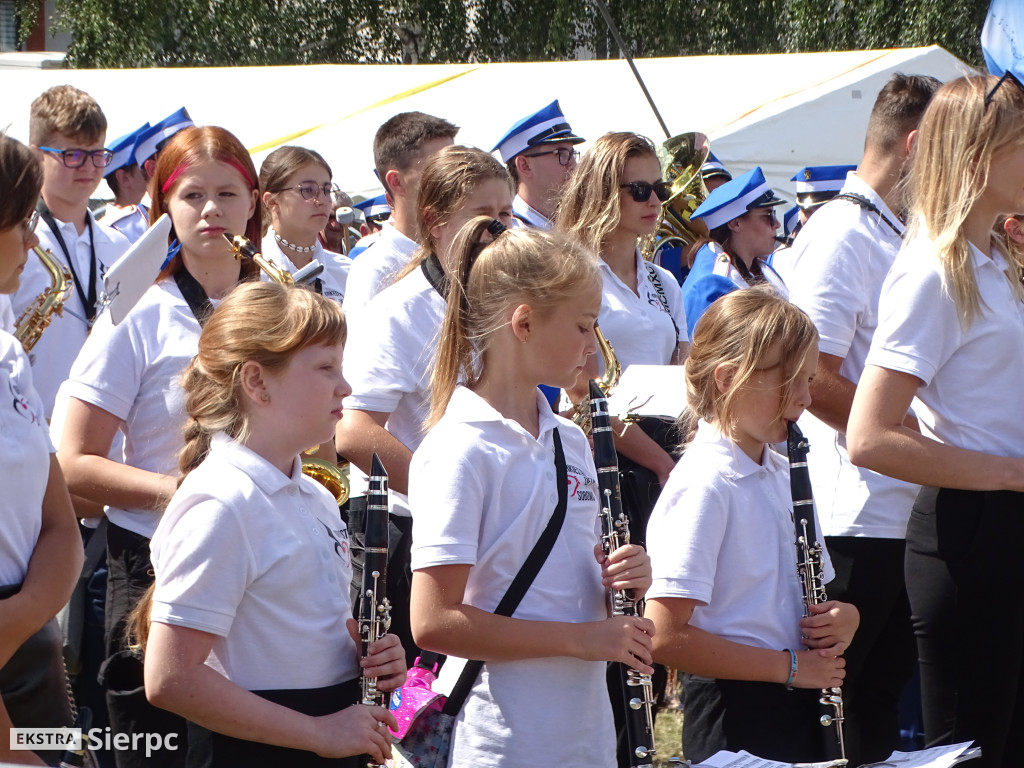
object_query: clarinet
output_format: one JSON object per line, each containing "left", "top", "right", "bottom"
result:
{"left": 787, "top": 421, "right": 847, "bottom": 765}
{"left": 359, "top": 453, "right": 392, "bottom": 768}
{"left": 588, "top": 379, "right": 657, "bottom": 768}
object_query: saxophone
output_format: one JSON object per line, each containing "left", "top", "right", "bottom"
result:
{"left": 14, "top": 246, "right": 73, "bottom": 352}
{"left": 572, "top": 322, "right": 621, "bottom": 434}
{"left": 589, "top": 379, "right": 657, "bottom": 767}
{"left": 787, "top": 421, "right": 848, "bottom": 765}
{"left": 222, "top": 232, "right": 348, "bottom": 503}
{"left": 359, "top": 453, "right": 392, "bottom": 768}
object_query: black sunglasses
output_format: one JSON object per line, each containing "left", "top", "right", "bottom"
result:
{"left": 985, "top": 71, "right": 1024, "bottom": 112}
{"left": 620, "top": 180, "right": 670, "bottom": 203}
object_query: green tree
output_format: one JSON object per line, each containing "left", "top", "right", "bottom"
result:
{"left": 15, "top": 0, "right": 990, "bottom": 68}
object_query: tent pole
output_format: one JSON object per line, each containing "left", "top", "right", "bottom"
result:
{"left": 589, "top": 0, "right": 671, "bottom": 139}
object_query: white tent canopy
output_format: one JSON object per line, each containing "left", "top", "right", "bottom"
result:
{"left": 0, "top": 46, "right": 973, "bottom": 201}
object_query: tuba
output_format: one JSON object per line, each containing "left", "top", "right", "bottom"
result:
{"left": 15, "top": 246, "right": 73, "bottom": 352}
{"left": 640, "top": 132, "right": 712, "bottom": 263}
{"left": 223, "top": 233, "right": 349, "bottom": 505}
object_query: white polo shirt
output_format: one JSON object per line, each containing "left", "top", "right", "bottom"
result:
{"left": 100, "top": 204, "right": 150, "bottom": 245}
{"left": 64, "top": 278, "right": 204, "bottom": 539}
{"left": 150, "top": 433, "right": 359, "bottom": 692}
{"left": 0, "top": 330, "right": 53, "bottom": 586}
{"left": 867, "top": 229, "right": 1024, "bottom": 457}
{"left": 648, "top": 420, "right": 834, "bottom": 653}
{"left": 598, "top": 250, "right": 688, "bottom": 369}
{"left": 261, "top": 231, "right": 351, "bottom": 306}
{"left": 12, "top": 211, "right": 130, "bottom": 418}
{"left": 342, "top": 223, "right": 418, "bottom": 332}
{"left": 409, "top": 386, "right": 614, "bottom": 768}
{"left": 510, "top": 195, "right": 552, "bottom": 230}
{"left": 785, "top": 174, "right": 919, "bottom": 538}
{"left": 0, "top": 296, "right": 14, "bottom": 333}
{"left": 344, "top": 265, "right": 445, "bottom": 516}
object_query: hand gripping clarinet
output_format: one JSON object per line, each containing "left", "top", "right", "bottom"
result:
{"left": 787, "top": 421, "right": 847, "bottom": 765}
{"left": 360, "top": 454, "right": 392, "bottom": 768}
{"left": 589, "top": 380, "right": 657, "bottom": 768}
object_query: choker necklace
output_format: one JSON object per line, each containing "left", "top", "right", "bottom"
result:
{"left": 274, "top": 232, "right": 316, "bottom": 254}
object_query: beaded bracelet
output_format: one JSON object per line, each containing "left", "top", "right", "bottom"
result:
{"left": 784, "top": 648, "right": 798, "bottom": 689}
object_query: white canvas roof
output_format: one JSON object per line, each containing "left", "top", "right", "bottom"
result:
{"left": 0, "top": 46, "right": 973, "bottom": 201}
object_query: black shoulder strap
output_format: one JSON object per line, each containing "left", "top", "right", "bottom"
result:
{"left": 832, "top": 192, "right": 904, "bottom": 241}
{"left": 37, "top": 201, "right": 99, "bottom": 325}
{"left": 420, "top": 254, "right": 449, "bottom": 299}
{"left": 173, "top": 268, "right": 215, "bottom": 327}
{"left": 442, "top": 429, "right": 568, "bottom": 715}
{"left": 644, "top": 261, "right": 682, "bottom": 343}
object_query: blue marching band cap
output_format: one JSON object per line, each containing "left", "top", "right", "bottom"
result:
{"left": 700, "top": 152, "right": 732, "bottom": 181}
{"left": 982, "top": 0, "right": 1024, "bottom": 84}
{"left": 135, "top": 107, "right": 194, "bottom": 165}
{"left": 791, "top": 164, "right": 856, "bottom": 209}
{"left": 354, "top": 194, "right": 390, "bottom": 221}
{"left": 783, "top": 205, "right": 801, "bottom": 238}
{"left": 691, "top": 167, "right": 786, "bottom": 230}
{"left": 104, "top": 123, "right": 150, "bottom": 177}
{"left": 492, "top": 100, "right": 584, "bottom": 164}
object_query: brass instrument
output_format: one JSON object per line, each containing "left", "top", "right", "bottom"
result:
{"left": 640, "top": 132, "right": 712, "bottom": 263}
{"left": 14, "top": 246, "right": 73, "bottom": 352}
{"left": 223, "top": 232, "right": 349, "bottom": 504}
{"left": 572, "top": 321, "right": 621, "bottom": 434}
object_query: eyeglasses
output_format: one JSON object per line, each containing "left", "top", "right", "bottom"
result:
{"left": 281, "top": 182, "right": 333, "bottom": 201}
{"left": 620, "top": 180, "right": 670, "bottom": 203}
{"left": 524, "top": 148, "right": 579, "bottom": 166}
{"left": 747, "top": 209, "right": 779, "bottom": 225}
{"left": 38, "top": 146, "right": 114, "bottom": 168}
{"left": 984, "top": 71, "right": 1024, "bottom": 112}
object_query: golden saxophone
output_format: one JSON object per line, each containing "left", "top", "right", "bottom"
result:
{"left": 223, "top": 233, "right": 349, "bottom": 504}
{"left": 14, "top": 246, "right": 73, "bottom": 352}
{"left": 572, "top": 321, "right": 621, "bottom": 435}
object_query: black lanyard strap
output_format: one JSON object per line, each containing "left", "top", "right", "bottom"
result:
{"left": 37, "top": 203, "right": 98, "bottom": 324}
{"left": 831, "top": 192, "right": 904, "bottom": 241}
{"left": 173, "top": 268, "right": 215, "bottom": 327}
{"left": 420, "top": 253, "right": 449, "bottom": 299}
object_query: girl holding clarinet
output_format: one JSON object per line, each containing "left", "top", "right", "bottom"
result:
{"left": 408, "top": 219, "right": 654, "bottom": 767}
{"left": 135, "top": 281, "right": 405, "bottom": 767}
{"left": 646, "top": 288, "right": 859, "bottom": 764}
{"left": 848, "top": 74, "right": 1024, "bottom": 768}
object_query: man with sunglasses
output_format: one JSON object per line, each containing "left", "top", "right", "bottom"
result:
{"left": 492, "top": 100, "right": 584, "bottom": 230}
{"left": 14, "top": 85, "right": 130, "bottom": 419}
{"left": 681, "top": 166, "right": 787, "bottom": 339}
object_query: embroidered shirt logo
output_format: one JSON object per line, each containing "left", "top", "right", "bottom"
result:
{"left": 8, "top": 377, "right": 39, "bottom": 425}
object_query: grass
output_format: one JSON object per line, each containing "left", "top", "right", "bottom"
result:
{"left": 654, "top": 707, "right": 685, "bottom": 766}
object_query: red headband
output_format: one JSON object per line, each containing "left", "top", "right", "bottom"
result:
{"left": 161, "top": 156, "right": 256, "bottom": 194}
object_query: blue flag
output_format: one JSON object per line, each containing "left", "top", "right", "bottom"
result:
{"left": 982, "top": 0, "right": 1024, "bottom": 79}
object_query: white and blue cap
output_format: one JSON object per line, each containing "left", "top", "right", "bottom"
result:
{"left": 104, "top": 122, "right": 150, "bottom": 177}
{"left": 691, "top": 167, "right": 786, "bottom": 230}
{"left": 791, "top": 164, "right": 856, "bottom": 209}
{"left": 135, "top": 107, "right": 194, "bottom": 165}
{"left": 700, "top": 152, "right": 732, "bottom": 182}
{"left": 354, "top": 193, "right": 390, "bottom": 222}
{"left": 492, "top": 100, "right": 584, "bottom": 164}
{"left": 783, "top": 205, "right": 801, "bottom": 238}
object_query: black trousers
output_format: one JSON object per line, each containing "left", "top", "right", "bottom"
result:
{"left": 347, "top": 500, "right": 418, "bottom": 668}
{"left": 0, "top": 585, "right": 73, "bottom": 767}
{"left": 187, "top": 679, "right": 361, "bottom": 768}
{"left": 680, "top": 676, "right": 828, "bottom": 764}
{"left": 823, "top": 535, "right": 917, "bottom": 767}
{"left": 102, "top": 521, "right": 188, "bottom": 768}
{"left": 905, "top": 486, "right": 1024, "bottom": 768}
